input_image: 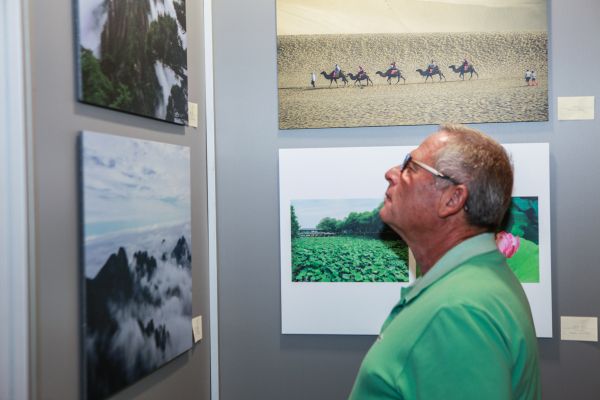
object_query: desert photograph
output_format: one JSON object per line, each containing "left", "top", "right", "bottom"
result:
{"left": 276, "top": 0, "right": 548, "bottom": 129}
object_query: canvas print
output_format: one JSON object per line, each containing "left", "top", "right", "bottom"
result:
{"left": 276, "top": 0, "right": 548, "bottom": 129}
{"left": 497, "top": 196, "right": 539, "bottom": 283}
{"left": 77, "top": 0, "right": 188, "bottom": 124}
{"left": 81, "top": 131, "right": 192, "bottom": 400}
{"left": 279, "top": 144, "right": 551, "bottom": 336}
{"left": 291, "top": 199, "right": 409, "bottom": 282}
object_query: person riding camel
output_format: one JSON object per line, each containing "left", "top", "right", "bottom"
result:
{"left": 333, "top": 63, "right": 341, "bottom": 78}
{"left": 462, "top": 58, "right": 470, "bottom": 72}
{"left": 428, "top": 60, "right": 437, "bottom": 74}
{"left": 387, "top": 61, "right": 397, "bottom": 73}
{"left": 358, "top": 66, "right": 365, "bottom": 79}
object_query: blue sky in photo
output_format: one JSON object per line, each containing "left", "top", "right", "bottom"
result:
{"left": 292, "top": 198, "right": 382, "bottom": 229}
{"left": 82, "top": 132, "right": 191, "bottom": 240}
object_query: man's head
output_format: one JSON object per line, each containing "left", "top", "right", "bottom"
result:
{"left": 380, "top": 124, "right": 513, "bottom": 241}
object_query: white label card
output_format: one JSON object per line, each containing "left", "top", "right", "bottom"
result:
{"left": 188, "top": 102, "right": 199, "bottom": 127}
{"left": 557, "top": 96, "right": 595, "bottom": 120}
{"left": 560, "top": 316, "right": 598, "bottom": 342}
{"left": 192, "top": 315, "right": 203, "bottom": 343}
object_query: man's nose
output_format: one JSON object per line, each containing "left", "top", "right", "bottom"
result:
{"left": 384, "top": 166, "right": 400, "bottom": 183}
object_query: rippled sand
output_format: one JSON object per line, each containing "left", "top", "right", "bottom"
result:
{"left": 277, "top": 32, "right": 548, "bottom": 129}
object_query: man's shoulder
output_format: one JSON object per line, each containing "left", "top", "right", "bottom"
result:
{"left": 428, "top": 251, "right": 528, "bottom": 310}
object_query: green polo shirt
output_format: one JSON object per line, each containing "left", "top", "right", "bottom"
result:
{"left": 349, "top": 233, "right": 540, "bottom": 400}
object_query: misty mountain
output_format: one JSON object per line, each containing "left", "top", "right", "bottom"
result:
{"left": 85, "top": 235, "right": 192, "bottom": 400}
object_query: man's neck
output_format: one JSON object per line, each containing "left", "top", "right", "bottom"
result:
{"left": 409, "top": 224, "right": 488, "bottom": 275}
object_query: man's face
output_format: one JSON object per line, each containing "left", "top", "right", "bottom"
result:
{"left": 379, "top": 132, "right": 449, "bottom": 238}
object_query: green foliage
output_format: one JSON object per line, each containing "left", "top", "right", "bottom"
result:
{"left": 80, "top": 47, "right": 113, "bottom": 105}
{"left": 290, "top": 205, "right": 300, "bottom": 238}
{"left": 506, "top": 237, "right": 539, "bottom": 283}
{"left": 109, "top": 83, "right": 133, "bottom": 109}
{"left": 147, "top": 14, "right": 186, "bottom": 76}
{"left": 292, "top": 236, "right": 408, "bottom": 282}
{"left": 502, "top": 197, "right": 539, "bottom": 244}
{"left": 166, "top": 79, "right": 188, "bottom": 122}
{"left": 313, "top": 201, "right": 393, "bottom": 237}
{"left": 316, "top": 217, "right": 339, "bottom": 232}
{"left": 82, "top": 0, "right": 187, "bottom": 122}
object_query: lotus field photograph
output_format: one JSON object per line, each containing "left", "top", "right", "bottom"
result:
{"left": 290, "top": 199, "right": 409, "bottom": 282}
{"left": 81, "top": 132, "right": 192, "bottom": 400}
{"left": 276, "top": 0, "right": 548, "bottom": 129}
{"left": 77, "top": 0, "right": 188, "bottom": 124}
{"left": 497, "top": 196, "right": 540, "bottom": 283}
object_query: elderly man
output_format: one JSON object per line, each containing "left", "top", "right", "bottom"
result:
{"left": 349, "top": 124, "right": 540, "bottom": 399}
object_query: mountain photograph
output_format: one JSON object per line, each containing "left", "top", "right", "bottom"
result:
{"left": 77, "top": 0, "right": 188, "bottom": 124}
{"left": 80, "top": 131, "right": 192, "bottom": 399}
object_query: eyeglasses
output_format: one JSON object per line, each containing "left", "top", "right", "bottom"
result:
{"left": 400, "top": 153, "right": 460, "bottom": 185}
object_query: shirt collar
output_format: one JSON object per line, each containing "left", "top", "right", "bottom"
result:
{"left": 399, "top": 233, "right": 498, "bottom": 305}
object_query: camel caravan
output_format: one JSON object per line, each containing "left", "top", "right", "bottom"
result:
{"left": 315, "top": 59, "right": 479, "bottom": 88}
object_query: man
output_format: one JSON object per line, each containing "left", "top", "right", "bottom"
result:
{"left": 333, "top": 63, "right": 341, "bottom": 78}
{"left": 427, "top": 59, "right": 437, "bottom": 74}
{"left": 349, "top": 124, "right": 540, "bottom": 399}
{"left": 525, "top": 69, "right": 532, "bottom": 85}
{"left": 462, "top": 58, "right": 470, "bottom": 72}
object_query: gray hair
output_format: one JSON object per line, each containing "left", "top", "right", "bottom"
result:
{"left": 434, "top": 124, "right": 513, "bottom": 230}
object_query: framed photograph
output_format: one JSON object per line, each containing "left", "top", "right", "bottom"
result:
{"left": 291, "top": 198, "right": 409, "bottom": 283}
{"left": 276, "top": 0, "right": 548, "bottom": 129}
{"left": 279, "top": 143, "right": 551, "bottom": 336}
{"left": 76, "top": 0, "right": 188, "bottom": 124}
{"left": 80, "top": 131, "right": 192, "bottom": 399}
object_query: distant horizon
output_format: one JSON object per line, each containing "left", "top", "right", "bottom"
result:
{"left": 82, "top": 131, "right": 191, "bottom": 242}
{"left": 293, "top": 198, "right": 382, "bottom": 229}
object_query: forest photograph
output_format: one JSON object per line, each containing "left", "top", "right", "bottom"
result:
{"left": 77, "top": 0, "right": 188, "bottom": 124}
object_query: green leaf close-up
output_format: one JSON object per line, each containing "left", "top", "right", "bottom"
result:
{"left": 291, "top": 236, "right": 408, "bottom": 283}
{"left": 506, "top": 237, "right": 540, "bottom": 283}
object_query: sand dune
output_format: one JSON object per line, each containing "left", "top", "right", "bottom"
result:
{"left": 277, "top": 32, "right": 548, "bottom": 128}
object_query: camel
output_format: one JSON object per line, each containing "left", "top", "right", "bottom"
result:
{"left": 416, "top": 67, "right": 446, "bottom": 82}
{"left": 448, "top": 64, "right": 479, "bottom": 80}
{"left": 376, "top": 69, "right": 406, "bottom": 84}
{"left": 347, "top": 72, "right": 374, "bottom": 87}
{"left": 320, "top": 70, "right": 348, "bottom": 87}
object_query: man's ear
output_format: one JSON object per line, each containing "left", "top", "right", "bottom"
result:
{"left": 438, "top": 184, "right": 468, "bottom": 218}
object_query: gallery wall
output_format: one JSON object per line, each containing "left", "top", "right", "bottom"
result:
{"left": 29, "top": 0, "right": 211, "bottom": 399}
{"left": 213, "top": 0, "right": 600, "bottom": 399}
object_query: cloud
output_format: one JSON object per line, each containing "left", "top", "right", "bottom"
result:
{"left": 82, "top": 132, "right": 191, "bottom": 234}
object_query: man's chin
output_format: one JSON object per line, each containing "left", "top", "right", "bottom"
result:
{"left": 379, "top": 207, "right": 391, "bottom": 224}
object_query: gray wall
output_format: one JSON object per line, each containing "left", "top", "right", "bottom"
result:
{"left": 30, "top": 0, "right": 211, "bottom": 399}
{"left": 213, "top": 0, "right": 600, "bottom": 399}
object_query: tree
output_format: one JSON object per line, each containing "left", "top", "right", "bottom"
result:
{"left": 316, "top": 217, "right": 339, "bottom": 232}
{"left": 290, "top": 205, "right": 300, "bottom": 238}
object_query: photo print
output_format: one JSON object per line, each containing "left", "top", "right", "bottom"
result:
{"left": 498, "top": 196, "right": 540, "bottom": 283}
{"left": 276, "top": 0, "right": 548, "bottom": 129}
{"left": 291, "top": 198, "right": 409, "bottom": 283}
{"left": 81, "top": 131, "right": 192, "bottom": 399}
{"left": 77, "top": 0, "right": 188, "bottom": 124}
{"left": 279, "top": 143, "right": 551, "bottom": 336}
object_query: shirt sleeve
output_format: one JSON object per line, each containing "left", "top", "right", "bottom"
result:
{"left": 395, "top": 305, "right": 513, "bottom": 400}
